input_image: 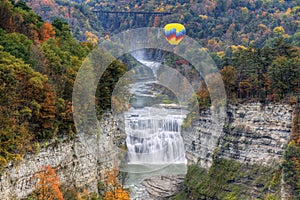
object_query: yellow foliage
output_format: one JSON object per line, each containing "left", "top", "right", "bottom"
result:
{"left": 273, "top": 26, "right": 285, "bottom": 35}
{"left": 159, "top": 7, "right": 165, "bottom": 12}
{"left": 216, "top": 51, "right": 225, "bottom": 58}
{"left": 85, "top": 31, "right": 98, "bottom": 45}
{"left": 241, "top": 7, "right": 248, "bottom": 14}
{"left": 288, "top": 140, "right": 296, "bottom": 147}
{"left": 77, "top": 189, "right": 89, "bottom": 200}
{"left": 292, "top": 6, "right": 300, "bottom": 13}
{"left": 199, "top": 14, "right": 208, "bottom": 20}
{"left": 0, "top": 156, "right": 7, "bottom": 170}
{"left": 231, "top": 45, "right": 247, "bottom": 52}
{"left": 258, "top": 24, "right": 268, "bottom": 30}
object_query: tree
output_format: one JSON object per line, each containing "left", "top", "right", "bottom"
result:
{"left": 52, "top": 18, "right": 71, "bottom": 40}
{"left": 273, "top": 26, "right": 285, "bottom": 35}
{"left": 85, "top": 31, "right": 98, "bottom": 46}
{"left": 104, "top": 168, "right": 130, "bottom": 200}
{"left": 196, "top": 81, "right": 211, "bottom": 111}
{"left": 14, "top": 0, "right": 31, "bottom": 12}
{"left": 0, "top": 30, "right": 33, "bottom": 64}
{"left": 33, "top": 166, "right": 64, "bottom": 200}
{"left": 39, "top": 22, "right": 56, "bottom": 42}
{"left": 96, "top": 59, "right": 127, "bottom": 116}
{"left": 221, "top": 66, "right": 237, "bottom": 98}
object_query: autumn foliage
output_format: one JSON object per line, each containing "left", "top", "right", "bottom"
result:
{"left": 33, "top": 166, "right": 64, "bottom": 200}
{"left": 39, "top": 22, "right": 56, "bottom": 42}
{"left": 104, "top": 168, "right": 130, "bottom": 200}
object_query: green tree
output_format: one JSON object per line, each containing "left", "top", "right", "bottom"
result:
{"left": 0, "top": 29, "right": 33, "bottom": 64}
{"left": 221, "top": 66, "right": 237, "bottom": 99}
{"left": 96, "top": 60, "right": 127, "bottom": 116}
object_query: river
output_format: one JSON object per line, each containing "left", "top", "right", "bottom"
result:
{"left": 120, "top": 51, "right": 188, "bottom": 199}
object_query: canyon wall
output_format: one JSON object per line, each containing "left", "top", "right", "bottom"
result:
{"left": 181, "top": 102, "right": 292, "bottom": 199}
{"left": 0, "top": 113, "right": 125, "bottom": 200}
{"left": 183, "top": 103, "right": 292, "bottom": 168}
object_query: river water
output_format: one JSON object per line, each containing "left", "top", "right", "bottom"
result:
{"left": 121, "top": 52, "right": 188, "bottom": 199}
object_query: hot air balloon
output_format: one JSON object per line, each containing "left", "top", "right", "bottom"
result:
{"left": 164, "top": 23, "right": 186, "bottom": 45}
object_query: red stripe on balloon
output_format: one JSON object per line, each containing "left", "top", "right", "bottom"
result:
{"left": 166, "top": 34, "right": 176, "bottom": 40}
{"left": 176, "top": 35, "right": 184, "bottom": 41}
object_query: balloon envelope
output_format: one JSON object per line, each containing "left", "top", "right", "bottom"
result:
{"left": 164, "top": 23, "right": 186, "bottom": 45}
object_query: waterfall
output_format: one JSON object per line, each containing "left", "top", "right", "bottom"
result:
{"left": 125, "top": 107, "right": 187, "bottom": 164}
{"left": 124, "top": 50, "right": 187, "bottom": 165}
{"left": 131, "top": 51, "right": 161, "bottom": 78}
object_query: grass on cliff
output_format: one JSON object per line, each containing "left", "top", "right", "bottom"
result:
{"left": 173, "top": 158, "right": 281, "bottom": 200}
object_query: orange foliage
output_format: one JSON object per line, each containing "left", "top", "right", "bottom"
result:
{"left": 34, "top": 166, "right": 64, "bottom": 200}
{"left": 85, "top": 31, "right": 98, "bottom": 45}
{"left": 104, "top": 168, "right": 130, "bottom": 200}
{"left": 105, "top": 34, "right": 110, "bottom": 41}
{"left": 39, "top": 22, "right": 56, "bottom": 42}
{"left": 196, "top": 81, "right": 211, "bottom": 110}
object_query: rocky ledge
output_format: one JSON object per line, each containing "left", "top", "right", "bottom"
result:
{"left": 141, "top": 175, "right": 185, "bottom": 199}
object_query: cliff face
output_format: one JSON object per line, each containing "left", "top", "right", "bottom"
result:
{"left": 183, "top": 108, "right": 220, "bottom": 169}
{"left": 180, "top": 103, "right": 292, "bottom": 199}
{"left": 183, "top": 103, "right": 292, "bottom": 168}
{"left": 220, "top": 103, "right": 292, "bottom": 165}
{"left": 0, "top": 113, "right": 125, "bottom": 200}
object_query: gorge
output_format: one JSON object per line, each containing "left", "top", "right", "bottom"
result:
{"left": 0, "top": 102, "right": 292, "bottom": 199}
{"left": 1, "top": 0, "right": 300, "bottom": 199}
{"left": 0, "top": 50, "right": 294, "bottom": 199}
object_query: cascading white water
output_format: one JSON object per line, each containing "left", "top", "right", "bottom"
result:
{"left": 125, "top": 107, "right": 187, "bottom": 164}
{"left": 131, "top": 51, "right": 161, "bottom": 78}
{"left": 124, "top": 52, "right": 187, "bottom": 165}
{"left": 137, "top": 60, "right": 160, "bottom": 78}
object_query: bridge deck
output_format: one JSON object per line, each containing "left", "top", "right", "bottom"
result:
{"left": 92, "top": 10, "right": 172, "bottom": 16}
